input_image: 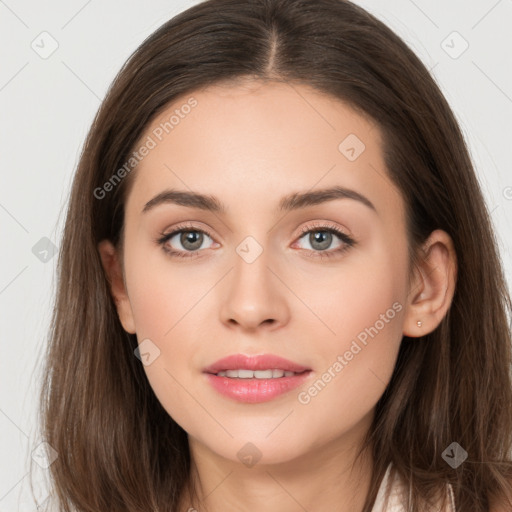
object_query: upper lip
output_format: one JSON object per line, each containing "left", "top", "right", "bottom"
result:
{"left": 203, "top": 354, "right": 311, "bottom": 374}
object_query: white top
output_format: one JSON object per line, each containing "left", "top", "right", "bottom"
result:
{"left": 370, "top": 463, "right": 456, "bottom": 512}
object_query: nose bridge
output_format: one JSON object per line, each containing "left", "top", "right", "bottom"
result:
{"left": 231, "top": 233, "right": 273, "bottom": 299}
{"left": 233, "top": 235, "right": 269, "bottom": 288}
{"left": 219, "top": 232, "right": 289, "bottom": 329}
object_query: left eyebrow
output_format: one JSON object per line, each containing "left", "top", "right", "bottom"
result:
{"left": 141, "top": 185, "right": 377, "bottom": 215}
{"left": 278, "top": 186, "right": 376, "bottom": 213}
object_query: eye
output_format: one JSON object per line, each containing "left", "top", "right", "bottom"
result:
{"left": 155, "top": 222, "right": 216, "bottom": 259}
{"left": 293, "top": 221, "right": 356, "bottom": 259}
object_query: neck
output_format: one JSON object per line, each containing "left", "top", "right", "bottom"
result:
{"left": 178, "top": 414, "right": 374, "bottom": 512}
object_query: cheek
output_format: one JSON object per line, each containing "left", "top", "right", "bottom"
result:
{"left": 292, "top": 275, "right": 404, "bottom": 448}
{"left": 292, "top": 241, "right": 406, "bottom": 411}
{"left": 123, "top": 248, "right": 216, "bottom": 423}
{"left": 293, "top": 239, "right": 406, "bottom": 353}
{"left": 125, "top": 242, "right": 208, "bottom": 339}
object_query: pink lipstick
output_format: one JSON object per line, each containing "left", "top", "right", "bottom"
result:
{"left": 203, "top": 354, "right": 312, "bottom": 403}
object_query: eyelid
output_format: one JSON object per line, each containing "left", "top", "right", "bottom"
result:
{"left": 160, "top": 221, "right": 215, "bottom": 239}
{"left": 295, "top": 220, "right": 351, "bottom": 239}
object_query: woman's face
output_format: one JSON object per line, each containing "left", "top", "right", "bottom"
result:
{"left": 104, "top": 80, "right": 415, "bottom": 466}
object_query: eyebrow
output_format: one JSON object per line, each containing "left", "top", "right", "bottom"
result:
{"left": 141, "top": 185, "right": 377, "bottom": 215}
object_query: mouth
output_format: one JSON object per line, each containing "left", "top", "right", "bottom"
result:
{"left": 202, "top": 354, "right": 312, "bottom": 403}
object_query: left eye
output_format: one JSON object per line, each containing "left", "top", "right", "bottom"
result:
{"left": 295, "top": 227, "right": 348, "bottom": 252}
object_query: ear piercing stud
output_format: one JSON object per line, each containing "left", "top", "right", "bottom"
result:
{"left": 417, "top": 320, "right": 422, "bottom": 327}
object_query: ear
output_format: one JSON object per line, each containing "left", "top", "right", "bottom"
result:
{"left": 97, "top": 239, "right": 136, "bottom": 334}
{"left": 402, "top": 229, "right": 457, "bottom": 337}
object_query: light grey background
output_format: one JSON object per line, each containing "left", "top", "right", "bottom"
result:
{"left": 1, "top": 0, "right": 511, "bottom": 510}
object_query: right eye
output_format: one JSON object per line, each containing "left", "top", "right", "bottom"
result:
{"left": 156, "top": 225, "right": 217, "bottom": 259}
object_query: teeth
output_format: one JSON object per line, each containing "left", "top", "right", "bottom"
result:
{"left": 216, "top": 369, "right": 298, "bottom": 378}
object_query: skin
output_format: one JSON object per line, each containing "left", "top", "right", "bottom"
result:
{"left": 98, "top": 80, "right": 457, "bottom": 512}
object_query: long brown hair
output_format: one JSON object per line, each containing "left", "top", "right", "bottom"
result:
{"left": 38, "top": 0, "right": 512, "bottom": 510}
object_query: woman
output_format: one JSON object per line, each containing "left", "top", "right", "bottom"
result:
{"left": 38, "top": 0, "right": 512, "bottom": 510}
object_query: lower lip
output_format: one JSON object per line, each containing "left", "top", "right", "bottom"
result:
{"left": 204, "top": 371, "right": 312, "bottom": 403}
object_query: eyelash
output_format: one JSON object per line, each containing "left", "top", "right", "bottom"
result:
{"left": 155, "top": 221, "right": 356, "bottom": 260}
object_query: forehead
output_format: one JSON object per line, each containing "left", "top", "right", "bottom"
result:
{"left": 124, "top": 80, "right": 402, "bottom": 223}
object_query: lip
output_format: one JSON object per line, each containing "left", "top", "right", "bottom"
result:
{"left": 202, "top": 354, "right": 311, "bottom": 374}
{"left": 202, "top": 354, "right": 312, "bottom": 403}
{"left": 204, "top": 372, "right": 312, "bottom": 403}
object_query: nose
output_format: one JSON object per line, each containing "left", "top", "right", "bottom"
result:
{"left": 219, "top": 245, "right": 290, "bottom": 331}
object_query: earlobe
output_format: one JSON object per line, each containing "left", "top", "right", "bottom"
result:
{"left": 97, "top": 239, "right": 136, "bottom": 334}
{"left": 403, "top": 230, "right": 457, "bottom": 337}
